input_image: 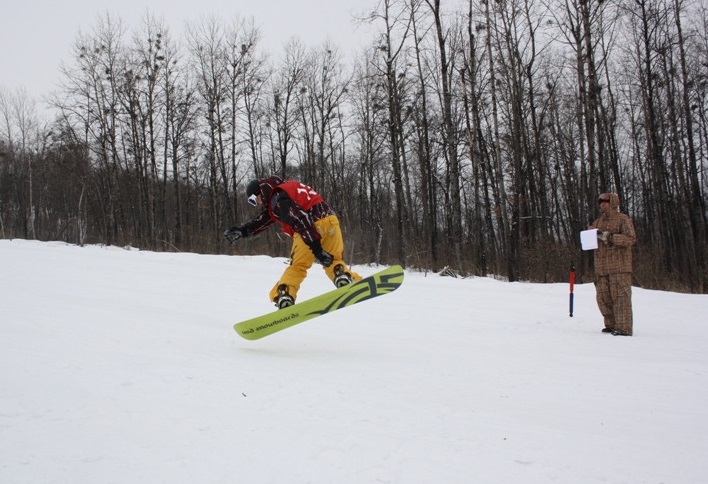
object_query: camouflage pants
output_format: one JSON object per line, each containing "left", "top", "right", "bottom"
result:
{"left": 595, "top": 273, "right": 633, "bottom": 335}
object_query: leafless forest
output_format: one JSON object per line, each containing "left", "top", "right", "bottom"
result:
{"left": 1, "top": 0, "right": 706, "bottom": 292}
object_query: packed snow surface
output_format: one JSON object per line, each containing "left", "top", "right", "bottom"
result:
{"left": 1, "top": 239, "right": 707, "bottom": 483}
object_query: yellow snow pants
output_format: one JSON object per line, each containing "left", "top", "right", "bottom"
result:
{"left": 268, "top": 215, "right": 361, "bottom": 303}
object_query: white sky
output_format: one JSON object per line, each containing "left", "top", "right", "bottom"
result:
{"left": 0, "top": 0, "right": 377, "bottom": 102}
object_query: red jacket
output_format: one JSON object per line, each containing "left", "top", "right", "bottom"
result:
{"left": 240, "top": 179, "right": 332, "bottom": 246}
{"left": 270, "top": 181, "right": 325, "bottom": 238}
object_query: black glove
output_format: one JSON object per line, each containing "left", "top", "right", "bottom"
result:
{"left": 224, "top": 226, "right": 245, "bottom": 244}
{"left": 316, "top": 249, "right": 334, "bottom": 267}
{"left": 310, "top": 241, "right": 334, "bottom": 267}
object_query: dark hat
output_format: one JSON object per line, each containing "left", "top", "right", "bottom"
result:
{"left": 245, "top": 176, "right": 284, "bottom": 206}
{"left": 246, "top": 179, "right": 260, "bottom": 197}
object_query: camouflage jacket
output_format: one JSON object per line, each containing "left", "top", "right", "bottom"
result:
{"left": 592, "top": 193, "right": 636, "bottom": 275}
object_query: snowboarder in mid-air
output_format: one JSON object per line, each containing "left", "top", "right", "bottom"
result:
{"left": 224, "top": 176, "right": 361, "bottom": 309}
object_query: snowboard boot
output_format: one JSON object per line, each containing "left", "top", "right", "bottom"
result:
{"left": 611, "top": 330, "right": 631, "bottom": 336}
{"left": 333, "top": 264, "right": 353, "bottom": 288}
{"left": 274, "top": 284, "right": 295, "bottom": 309}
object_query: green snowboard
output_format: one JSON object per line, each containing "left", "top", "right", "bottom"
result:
{"left": 234, "top": 265, "right": 404, "bottom": 340}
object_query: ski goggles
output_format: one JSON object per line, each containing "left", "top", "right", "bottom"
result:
{"left": 247, "top": 194, "right": 259, "bottom": 207}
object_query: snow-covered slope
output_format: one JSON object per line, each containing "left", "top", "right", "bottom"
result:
{"left": 1, "top": 239, "right": 706, "bottom": 483}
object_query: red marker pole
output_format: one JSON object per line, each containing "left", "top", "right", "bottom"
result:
{"left": 569, "top": 262, "right": 575, "bottom": 317}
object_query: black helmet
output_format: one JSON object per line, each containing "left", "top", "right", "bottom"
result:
{"left": 246, "top": 179, "right": 260, "bottom": 197}
{"left": 246, "top": 176, "right": 284, "bottom": 206}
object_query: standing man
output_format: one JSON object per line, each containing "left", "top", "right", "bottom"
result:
{"left": 589, "top": 192, "right": 637, "bottom": 336}
{"left": 224, "top": 176, "right": 361, "bottom": 309}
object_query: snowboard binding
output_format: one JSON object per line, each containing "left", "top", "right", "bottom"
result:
{"left": 333, "top": 264, "right": 353, "bottom": 288}
{"left": 275, "top": 284, "right": 295, "bottom": 309}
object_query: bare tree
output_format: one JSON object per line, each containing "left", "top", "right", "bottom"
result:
{"left": 425, "top": 0, "right": 465, "bottom": 270}
{"left": 365, "top": 0, "right": 414, "bottom": 266}
{"left": 268, "top": 39, "right": 308, "bottom": 177}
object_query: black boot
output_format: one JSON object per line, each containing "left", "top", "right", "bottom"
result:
{"left": 333, "top": 264, "right": 353, "bottom": 288}
{"left": 274, "top": 284, "right": 295, "bottom": 309}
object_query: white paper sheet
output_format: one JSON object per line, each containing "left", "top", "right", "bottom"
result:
{"left": 581, "top": 229, "right": 598, "bottom": 250}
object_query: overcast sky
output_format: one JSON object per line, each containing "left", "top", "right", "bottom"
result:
{"left": 1, "top": 0, "right": 376, "bottom": 103}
